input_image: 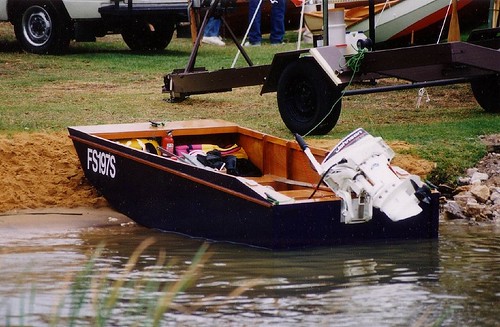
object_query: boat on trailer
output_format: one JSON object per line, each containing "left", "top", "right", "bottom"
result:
{"left": 69, "top": 120, "right": 439, "bottom": 249}
{"left": 292, "top": 0, "right": 486, "bottom": 48}
{"left": 346, "top": 0, "right": 476, "bottom": 45}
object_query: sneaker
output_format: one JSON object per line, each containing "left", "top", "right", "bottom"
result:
{"left": 243, "top": 41, "right": 261, "bottom": 47}
{"left": 202, "top": 36, "right": 225, "bottom": 46}
{"left": 302, "top": 31, "right": 313, "bottom": 44}
{"left": 271, "top": 42, "right": 285, "bottom": 46}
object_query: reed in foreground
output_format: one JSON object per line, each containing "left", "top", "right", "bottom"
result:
{"left": 3, "top": 239, "right": 235, "bottom": 327}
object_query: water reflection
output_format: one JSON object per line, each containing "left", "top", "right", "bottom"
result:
{"left": 433, "top": 224, "right": 500, "bottom": 327}
{"left": 1, "top": 219, "right": 499, "bottom": 326}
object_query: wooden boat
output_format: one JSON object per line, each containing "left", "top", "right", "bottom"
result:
{"left": 68, "top": 120, "right": 439, "bottom": 249}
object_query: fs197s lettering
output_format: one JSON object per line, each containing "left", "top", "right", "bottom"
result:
{"left": 87, "top": 148, "right": 116, "bottom": 178}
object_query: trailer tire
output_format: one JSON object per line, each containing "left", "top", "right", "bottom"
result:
{"left": 13, "top": 3, "right": 70, "bottom": 54}
{"left": 471, "top": 75, "right": 500, "bottom": 113}
{"left": 277, "top": 58, "right": 343, "bottom": 135}
{"left": 121, "top": 19, "right": 175, "bottom": 51}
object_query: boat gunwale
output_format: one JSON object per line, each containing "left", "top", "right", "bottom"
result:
{"left": 67, "top": 119, "right": 329, "bottom": 157}
{"left": 68, "top": 119, "right": 241, "bottom": 140}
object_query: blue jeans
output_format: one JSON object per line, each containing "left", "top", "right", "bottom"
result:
{"left": 204, "top": 17, "right": 221, "bottom": 37}
{"left": 248, "top": 0, "right": 285, "bottom": 44}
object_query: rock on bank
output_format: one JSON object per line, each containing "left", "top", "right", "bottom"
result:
{"left": 442, "top": 135, "right": 500, "bottom": 223}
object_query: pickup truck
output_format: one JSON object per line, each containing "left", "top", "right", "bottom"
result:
{"left": 0, "top": 0, "right": 189, "bottom": 54}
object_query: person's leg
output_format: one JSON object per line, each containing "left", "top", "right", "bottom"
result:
{"left": 203, "top": 17, "right": 221, "bottom": 37}
{"left": 202, "top": 17, "right": 225, "bottom": 46}
{"left": 270, "top": 0, "right": 286, "bottom": 44}
{"left": 247, "top": 0, "right": 262, "bottom": 44}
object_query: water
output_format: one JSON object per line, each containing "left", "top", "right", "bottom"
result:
{"left": 0, "top": 212, "right": 498, "bottom": 326}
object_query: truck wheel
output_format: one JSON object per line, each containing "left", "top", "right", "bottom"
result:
{"left": 13, "top": 4, "right": 70, "bottom": 54}
{"left": 122, "top": 19, "right": 175, "bottom": 51}
{"left": 471, "top": 75, "right": 500, "bottom": 113}
{"left": 277, "top": 58, "right": 344, "bottom": 135}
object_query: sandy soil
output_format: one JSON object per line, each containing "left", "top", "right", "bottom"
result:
{"left": 0, "top": 132, "right": 108, "bottom": 213}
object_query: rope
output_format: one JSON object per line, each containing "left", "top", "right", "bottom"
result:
{"left": 375, "top": 0, "right": 391, "bottom": 28}
{"left": 437, "top": 0, "right": 453, "bottom": 44}
{"left": 231, "top": 0, "right": 264, "bottom": 68}
{"left": 302, "top": 48, "right": 366, "bottom": 137}
{"left": 296, "top": 0, "right": 307, "bottom": 50}
{"left": 345, "top": 47, "right": 366, "bottom": 72}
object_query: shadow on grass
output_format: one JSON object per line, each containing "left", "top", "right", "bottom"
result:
{"left": 66, "top": 44, "right": 190, "bottom": 58}
{"left": 0, "top": 40, "right": 23, "bottom": 53}
{"left": 0, "top": 38, "right": 190, "bottom": 59}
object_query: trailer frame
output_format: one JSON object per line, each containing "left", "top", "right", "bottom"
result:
{"left": 163, "top": 2, "right": 500, "bottom": 134}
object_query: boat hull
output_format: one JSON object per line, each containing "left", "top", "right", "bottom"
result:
{"left": 69, "top": 123, "right": 439, "bottom": 249}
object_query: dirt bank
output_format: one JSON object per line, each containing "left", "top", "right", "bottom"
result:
{"left": 0, "top": 131, "right": 435, "bottom": 213}
{"left": 0, "top": 132, "right": 108, "bottom": 213}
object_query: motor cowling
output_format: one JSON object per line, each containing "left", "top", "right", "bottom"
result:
{"left": 320, "top": 128, "right": 429, "bottom": 223}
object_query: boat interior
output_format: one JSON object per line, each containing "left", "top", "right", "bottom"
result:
{"left": 75, "top": 120, "right": 339, "bottom": 203}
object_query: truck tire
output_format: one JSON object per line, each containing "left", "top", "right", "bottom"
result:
{"left": 471, "top": 75, "right": 500, "bottom": 113}
{"left": 13, "top": 3, "right": 70, "bottom": 54}
{"left": 121, "top": 19, "right": 175, "bottom": 51}
{"left": 277, "top": 58, "right": 344, "bottom": 135}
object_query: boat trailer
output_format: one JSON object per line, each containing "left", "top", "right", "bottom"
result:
{"left": 163, "top": 1, "right": 500, "bottom": 135}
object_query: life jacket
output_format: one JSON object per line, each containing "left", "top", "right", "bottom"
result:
{"left": 117, "top": 139, "right": 161, "bottom": 155}
{"left": 175, "top": 144, "right": 248, "bottom": 159}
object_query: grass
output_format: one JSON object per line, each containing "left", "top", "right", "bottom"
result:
{"left": 0, "top": 22, "right": 498, "bottom": 185}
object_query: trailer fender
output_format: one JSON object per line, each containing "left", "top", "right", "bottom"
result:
{"left": 261, "top": 44, "right": 352, "bottom": 95}
{"left": 260, "top": 49, "right": 308, "bottom": 94}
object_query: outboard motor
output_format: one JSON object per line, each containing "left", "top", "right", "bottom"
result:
{"left": 295, "top": 128, "right": 430, "bottom": 224}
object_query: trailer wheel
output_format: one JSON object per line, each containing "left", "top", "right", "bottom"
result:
{"left": 277, "top": 58, "right": 343, "bottom": 135}
{"left": 471, "top": 75, "right": 500, "bottom": 113}
{"left": 13, "top": 4, "right": 70, "bottom": 54}
{"left": 121, "top": 19, "right": 175, "bottom": 51}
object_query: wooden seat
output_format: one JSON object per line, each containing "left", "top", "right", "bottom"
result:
{"left": 280, "top": 189, "right": 336, "bottom": 200}
{"left": 247, "top": 174, "right": 330, "bottom": 191}
{"left": 247, "top": 174, "right": 279, "bottom": 185}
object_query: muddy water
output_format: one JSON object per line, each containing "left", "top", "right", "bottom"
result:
{"left": 0, "top": 209, "right": 498, "bottom": 326}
